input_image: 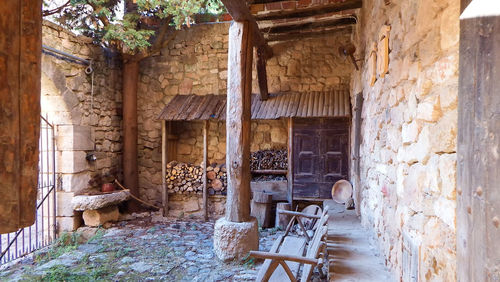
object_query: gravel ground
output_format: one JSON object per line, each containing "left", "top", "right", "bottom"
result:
{"left": 0, "top": 212, "right": 326, "bottom": 281}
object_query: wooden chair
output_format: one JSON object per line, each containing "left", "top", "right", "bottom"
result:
{"left": 250, "top": 207, "right": 329, "bottom": 282}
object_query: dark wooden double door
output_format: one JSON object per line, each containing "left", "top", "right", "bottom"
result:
{"left": 292, "top": 118, "right": 349, "bottom": 199}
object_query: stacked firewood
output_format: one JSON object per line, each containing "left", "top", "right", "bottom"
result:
{"left": 165, "top": 161, "right": 227, "bottom": 195}
{"left": 250, "top": 149, "right": 288, "bottom": 170}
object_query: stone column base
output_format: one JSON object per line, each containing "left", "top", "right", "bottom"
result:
{"left": 213, "top": 217, "right": 259, "bottom": 261}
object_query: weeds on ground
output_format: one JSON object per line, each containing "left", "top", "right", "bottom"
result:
{"left": 35, "top": 232, "right": 80, "bottom": 264}
{"left": 87, "top": 228, "right": 104, "bottom": 243}
{"left": 242, "top": 254, "right": 256, "bottom": 269}
{"left": 41, "top": 263, "right": 113, "bottom": 282}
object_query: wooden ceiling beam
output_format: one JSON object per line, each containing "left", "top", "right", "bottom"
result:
{"left": 221, "top": 0, "right": 273, "bottom": 58}
{"left": 260, "top": 16, "right": 356, "bottom": 34}
{"left": 265, "top": 25, "right": 352, "bottom": 42}
{"left": 255, "top": 0, "right": 362, "bottom": 21}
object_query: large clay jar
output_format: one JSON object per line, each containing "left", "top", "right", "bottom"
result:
{"left": 101, "top": 183, "right": 115, "bottom": 193}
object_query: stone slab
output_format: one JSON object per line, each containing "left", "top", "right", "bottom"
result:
{"left": 72, "top": 190, "right": 130, "bottom": 211}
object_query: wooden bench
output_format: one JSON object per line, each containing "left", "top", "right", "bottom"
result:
{"left": 250, "top": 207, "right": 329, "bottom": 282}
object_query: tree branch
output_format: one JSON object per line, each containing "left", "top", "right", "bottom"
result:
{"left": 42, "top": 0, "right": 71, "bottom": 17}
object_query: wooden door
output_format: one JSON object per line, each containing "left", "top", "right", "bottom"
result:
{"left": 0, "top": 0, "right": 42, "bottom": 233}
{"left": 293, "top": 118, "right": 349, "bottom": 199}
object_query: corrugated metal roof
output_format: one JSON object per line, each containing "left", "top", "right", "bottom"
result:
{"left": 157, "top": 90, "right": 351, "bottom": 121}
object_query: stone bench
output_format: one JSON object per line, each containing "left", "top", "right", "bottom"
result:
{"left": 72, "top": 190, "right": 130, "bottom": 227}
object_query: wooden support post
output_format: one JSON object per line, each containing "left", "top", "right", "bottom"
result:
{"left": 257, "top": 47, "right": 269, "bottom": 100}
{"left": 226, "top": 21, "right": 253, "bottom": 223}
{"left": 457, "top": 2, "right": 500, "bottom": 280}
{"left": 203, "top": 120, "right": 209, "bottom": 221}
{"left": 123, "top": 60, "right": 139, "bottom": 211}
{"left": 161, "top": 120, "right": 168, "bottom": 216}
{"left": 287, "top": 117, "right": 294, "bottom": 205}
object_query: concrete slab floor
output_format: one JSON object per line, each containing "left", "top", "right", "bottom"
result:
{"left": 324, "top": 200, "right": 394, "bottom": 282}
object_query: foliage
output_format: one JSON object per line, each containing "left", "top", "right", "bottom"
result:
{"left": 44, "top": 0, "right": 225, "bottom": 55}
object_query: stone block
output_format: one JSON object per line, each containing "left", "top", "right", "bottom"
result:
{"left": 56, "top": 125, "right": 93, "bottom": 151}
{"left": 440, "top": 4, "right": 459, "bottom": 51}
{"left": 57, "top": 192, "right": 75, "bottom": 217}
{"left": 213, "top": 217, "right": 259, "bottom": 261}
{"left": 57, "top": 215, "right": 83, "bottom": 233}
{"left": 82, "top": 206, "right": 119, "bottom": 227}
{"left": 433, "top": 197, "right": 456, "bottom": 230}
{"left": 402, "top": 121, "right": 421, "bottom": 145}
{"left": 57, "top": 151, "right": 88, "bottom": 174}
{"left": 439, "top": 153, "right": 457, "bottom": 199}
{"left": 416, "top": 95, "right": 442, "bottom": 122}
{"left": 61, "top": 172, "right": 91, "bottom": 192}
{"left": 429, "top": 110, "right": 457, "bottom": 153}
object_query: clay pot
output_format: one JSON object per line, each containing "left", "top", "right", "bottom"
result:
{"left": 101, "top": 183, "right": 115, "bottom": 193}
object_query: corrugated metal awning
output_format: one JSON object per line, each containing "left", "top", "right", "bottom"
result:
{"left": 156, "top": 90, "right": 351, "bottom": 121}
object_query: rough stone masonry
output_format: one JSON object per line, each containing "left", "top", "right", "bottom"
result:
{"left": 351, "top": 0, "right": 459, "bottom": 280}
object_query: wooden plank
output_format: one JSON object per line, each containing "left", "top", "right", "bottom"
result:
{"left": 256, "top": 93, "right": 270, "bottom": 118}
{"left": 275, "top": 94, "right": 287, "bottom": 119}
{"left": 301, "top": 226, "right": 327, "bottom": 282}
{"left": 0, "top": 0, "right": 42, "bottom": 233}
{"left": 254, "top": 236, "right": 308, "bottom": 282}
{"left": 353, "top": 92, "right": 363, "bottom": 216}
{"left": 255, "top": 0, "right": 362, "bottom": 21}
{"left": 269, "top": 236, "right": 307, "bottom": 281}
{"left": 186, "top": 95, "right": 209, "bottom": 120}
{"left": 203, "top": 120, "right": 209, "bottom": 221}
{"left": 226, "top": 21, "right": 254, "bottom": 222}
{"left": 260, "top": 17, "right": 357, "bottom": 34}
{"left": 221, "top": 0, "right": 273, "bottom": 57}
{"left": 266, "top": 26, "right": 352, "bottom": 42}
{"left": 161, "top": 121, "right": 168, "bottom": 216}
{"left": 257, "top": 47, "right": 269, "bottom": 100}
{"left": 287, "top": 118, "right": 294, "bottom": 204}
{"left": 457, "top": 9, "right": 500, "bottom": 282}
{"left": 199, "top": 94, "right": 221, "bottom": 120}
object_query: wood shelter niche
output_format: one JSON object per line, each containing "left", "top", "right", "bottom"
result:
{"left": 157, "top": 90, "right": 352, "bottom": 215}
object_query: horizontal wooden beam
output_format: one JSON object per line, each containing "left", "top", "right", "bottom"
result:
{"left": 250, "top": 0, "right": 285, "bottom": 4}
{"left": 221, "top": 0, "right": 273, "bottom": 57}
{"left": 260, "top": 16, "right": 356, "bottom": 34}
{"left": 255, "top": 0, "right": 362, "bottom": 21}
{"left": 265, "top": 25, "right": 352, "bottom": 42}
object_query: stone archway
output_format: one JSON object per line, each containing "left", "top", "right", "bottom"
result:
{"left": 41, "top": 57, "right": 94, "bottom": 232}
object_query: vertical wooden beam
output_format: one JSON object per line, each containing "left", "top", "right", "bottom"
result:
{"left": 457, "top": 3, "right": 500, "bottom": 281}
{"left": 161, "top": 120, "right": 168, "bottom": 216}
{"left": 353, "top": 92, "right": 363, "bottom": 216}
{"left": 226, "top": 21, "right": 253, "bottom": 223}
{"left": 257, "top": 47, "right": 269, "bottom": 101}
{"left": 0, "top": 0, "right": 42, "bottom": 234}
{"left": 287, "top": 117, "right": 293, "bottom": 205}
{"left": 123, "top": 61, "right": 139, "bottom": 211}
{"left": 203, "top": 120, "right": 209, "bottom": 221}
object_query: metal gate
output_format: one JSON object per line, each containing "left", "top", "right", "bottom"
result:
{"left": 0, "top": 116, "right": 57, "bottom": 264}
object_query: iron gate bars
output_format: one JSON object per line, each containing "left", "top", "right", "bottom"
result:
{"left": 0, "top": 116, "right": 57, "bottom": 264}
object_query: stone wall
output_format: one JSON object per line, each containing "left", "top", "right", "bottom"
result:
{"left": 137, "top": 22, "right": 352, "bottom": 206}
{"left": 41, "top": 21, "right": 122, "bottom": 232}
{"left": 351, "top": 0, "right": 459, "bottom": 280}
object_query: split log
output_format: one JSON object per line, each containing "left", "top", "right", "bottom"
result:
{"left": 275, "top": 202, "right": 291, "bottom": 229}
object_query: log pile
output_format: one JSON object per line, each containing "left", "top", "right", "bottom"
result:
{"left": 166, "top": 161, "right": 227, "bottom": 195}
{"left": 250, "top": 149, "right": 288, "bottom": 170}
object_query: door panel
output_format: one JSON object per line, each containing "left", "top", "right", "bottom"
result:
{"left": 292, "top": 118, "right": 350, "bottom": 199}
{"left": 293, "top": 131, "right": 319, "bottom": 183}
